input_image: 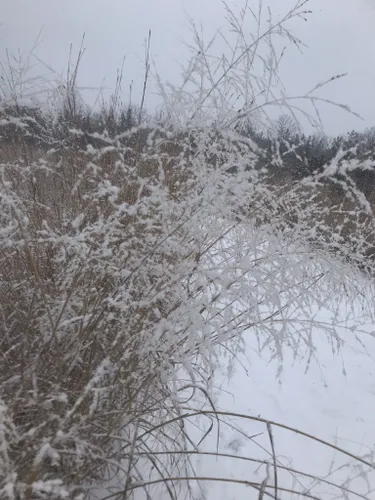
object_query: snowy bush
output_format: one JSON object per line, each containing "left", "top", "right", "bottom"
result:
{"left": 1, "top": 1, "right": 375, "bottom": 499}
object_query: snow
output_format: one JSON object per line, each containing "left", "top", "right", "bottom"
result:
{"left": 188, "top": 303, "right": 375, "bottom": 500}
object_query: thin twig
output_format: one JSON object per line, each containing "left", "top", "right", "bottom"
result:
{"left": 139, "top": 29, "right": 152, "bottom": 124}
{"left": 267, "top": 422, "right": 278, "bottom": 500}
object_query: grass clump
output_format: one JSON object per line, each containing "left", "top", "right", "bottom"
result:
{"left": 1, "top": 1, "right": 375, "bottom": 499}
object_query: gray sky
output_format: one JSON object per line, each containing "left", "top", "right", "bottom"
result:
{"left": 1, "top": 0, "right": 375, "bottom": 135}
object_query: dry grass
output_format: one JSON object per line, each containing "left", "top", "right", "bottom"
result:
{"left": 0, "top": 121, "right": 203, "bottom": 498}
{"left": 1, "top": 110, "right": 375, "bottom": 499}
{"left": 2, "top": 1, "right": 375, "bottom": 497}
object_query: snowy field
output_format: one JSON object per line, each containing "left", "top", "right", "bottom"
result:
{"left": 189, "top": 302, "right": 375, "bottom": 500}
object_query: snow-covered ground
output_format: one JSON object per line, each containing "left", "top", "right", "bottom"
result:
{"left": 190, "top": 303, "right": 375, "bottom": 500}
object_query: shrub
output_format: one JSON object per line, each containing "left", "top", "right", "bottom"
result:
{"left": 1, "top": 1, "right": 375, "bottom": 499}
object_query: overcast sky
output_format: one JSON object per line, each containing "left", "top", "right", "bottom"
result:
{"left": 1, "top": 0, "right": 375, "bottom": 135}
